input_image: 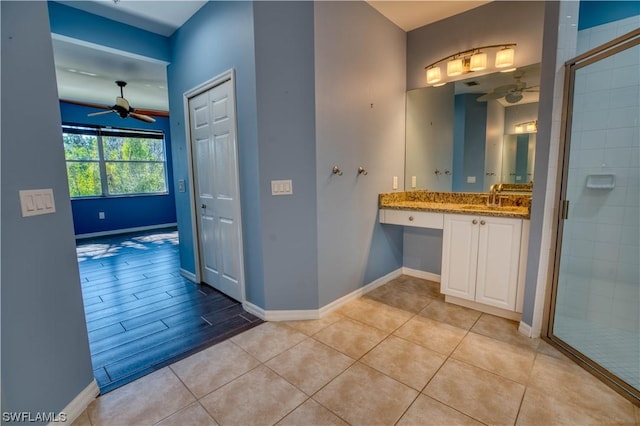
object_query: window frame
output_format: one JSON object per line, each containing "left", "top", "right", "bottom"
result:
{"left": 62, "top": 123, "right": 169, "bottom": 199}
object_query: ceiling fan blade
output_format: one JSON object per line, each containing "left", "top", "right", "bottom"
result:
{"left": 88, "top": 110, "right": 116, "bottom": 117}
{"left": 477, "top": 92, "right": 504, "bottom": 102}
{"left": 130, "top": 112, "right": 156, "bottom": 123}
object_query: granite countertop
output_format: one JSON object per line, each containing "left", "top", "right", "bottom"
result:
{"left": 379, "top": 190, "right": 531, "bottom": 219}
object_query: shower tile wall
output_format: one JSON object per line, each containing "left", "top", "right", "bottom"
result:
{"left": 555, "top": 16, "right": 639, "bottom": 388}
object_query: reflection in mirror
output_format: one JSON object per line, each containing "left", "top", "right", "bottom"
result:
{"left": 405, "top": 63, "right": 540, "bottom": 193}
{"left": 502, "top": 133, "right": 535, "bottom": 184}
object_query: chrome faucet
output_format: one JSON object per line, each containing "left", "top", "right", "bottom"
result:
{"left": 487, "top": 184, "right": 503, "bottom": 206}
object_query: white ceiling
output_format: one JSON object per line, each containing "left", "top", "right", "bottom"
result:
{"left": 367, "top": 0, "right": 490, "bottom": 32}
{"left": 52, "top": 0, "right": 492, "bottom": 112}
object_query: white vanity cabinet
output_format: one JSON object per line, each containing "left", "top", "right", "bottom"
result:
{"left": 441, "top": 213, "right": 528, "bottom": 313}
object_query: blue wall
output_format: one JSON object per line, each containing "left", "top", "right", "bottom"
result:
{"left": 48, "top": 1, "right": 170, "bottom": 62}
{"left": 168, "top": 1, "right": 265, "bottom": 303}
{"left": 2, "top": 2, "right": 95, "bottom": 421}
{"left": 253, "top": 2, "right": 319, "bottom": 310}
{"left": 60, "top": 101, "right": 176, "bottom": 235}
{"left": 578, "top": 1, "right": 640, "bottom": 30}
{"left": 453, "top": 94, "right": 487, "bottom": 192}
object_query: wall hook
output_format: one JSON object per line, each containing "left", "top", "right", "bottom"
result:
{"left": 434, "top": 169, "right": 442, "bottom": 176}
{"left": 358, "top": 166, "right": 368, "bottom": 176}
{"left": 332, "top": 166, "right": 343, "bottom": 176}
{"left": 444, "top": 170, "right": 451, "bottom": 176}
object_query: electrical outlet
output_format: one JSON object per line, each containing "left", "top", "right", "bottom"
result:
{"left": 99, "top": 212, "right": 105, "bottom": 219}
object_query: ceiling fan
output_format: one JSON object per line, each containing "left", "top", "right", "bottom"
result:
{"left": 477, "top": 72, "right": 539, "bottom": 104}
{"left": 88, "top": 81, "right": 156, "bottom": 123}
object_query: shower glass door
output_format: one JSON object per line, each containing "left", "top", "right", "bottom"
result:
{"left": 549, "top": 29, "right": 639, "bottom": 401}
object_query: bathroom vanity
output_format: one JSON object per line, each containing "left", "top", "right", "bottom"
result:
{"left": 379, "top": 190, "right": 531, "bottom": 320}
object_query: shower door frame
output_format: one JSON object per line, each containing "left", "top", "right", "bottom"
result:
{"left": 543, "top": 27, "right": 640, "bottom": 405}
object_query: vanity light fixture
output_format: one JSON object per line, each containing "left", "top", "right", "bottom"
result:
{"left": 424, "top": 43, "right": 516, "bottom": 87}
{"left": 515, "top": 120, "right": 537, "bottom": 134}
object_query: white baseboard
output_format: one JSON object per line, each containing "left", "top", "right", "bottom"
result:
{"left": 75, "top": 223, "right": 177, "bottom": 240}
{"left": 318, "top": 268, "right": 403, "bottom": 317}
{"left": 180, "top": 268, "right": 198, "bottom": 283}
{"left": 401, "top": 267, "right": 441, "bottom": 282}
{"left": 55, "top": 379, "right": 99, "bottom": 425}
{"left": 518, "top": 321, "right": 533, "bottom": 337}
{"left": 242, "top": 268, "right": 404, "bottom": 322}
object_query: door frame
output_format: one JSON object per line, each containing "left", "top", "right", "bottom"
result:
{"left": 182, "top": 68, "right": 246, "bottom": 304}
{"left": 542, "top": 29, "right": 640, "bottom": 404}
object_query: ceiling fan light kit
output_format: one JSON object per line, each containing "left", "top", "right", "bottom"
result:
{"left": 87, "top": 81, "right": 156, "bottom": 123}
{"left": 424, "top": 43, "right": 517, "bottom": 87}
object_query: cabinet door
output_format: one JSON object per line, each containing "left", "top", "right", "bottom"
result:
{"left": 441, "top": 214, "right": 479, "bottom": 301}
{"left": 475, "top": 216, "right": 522, "bottom": 310}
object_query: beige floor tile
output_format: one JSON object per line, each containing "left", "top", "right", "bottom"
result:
{"left": 314, "top": 363, "right": 418, "bottom": 426}
{"left": 365, "top": 284, "right": 435, "bottom": 313}
{"left": 313, "top": 318, "right": 388, "bottom": 359}
{"left": 154, "top": 402, "right": 218, "bottom": 426}
{"left": 230, "top": 322, "right": 307, "bottom": 362}
{"left": 424, "top": 358, "right": 525, "bottom": 425}
{"left": 535, "top": 339, "right": 570, "bottom": 360}
{"left": 397, "top": 394, "right": 482, "bottom": 426}
{"left": 71, "top": 410, "right": 91, "bottom": 426}
{"left": 418, "top": 299, "right": 482, "bottom": 330}
{"left": 87, "top": 368, "right": 195, "bottom": 426}
{"left": 361, "top": 335, "right": 446, "bottom": 391}
{"left": 393, "top": 276, "right": 443, "bottom": 299}
{"left": 527, "top": 353, "right": 636, "bottom": 424}
{"left": 471, "top": 313, "right": 539, "bottom": 350}
{"left": 516, "top": 387, "right": 620, "bottom": 426}
{"left": 336, "top": 297, "right": 413, "bottom": 333}
{"left": 277, "top": 399, "right": 348, "bottom": 426}
{"left": 451, "top": 332, "right": 536, "bottom": 383}
{"left": 266, "top": 338, "right": 354, "bottom": 395}
{"left": 170, "top": 340, "right": 260, "bottom": 398}
{"left": 282, "top": 312, "right": 343, "bottom": 336}
{"left": 394, "top": 316, "right": 467, "bottom": 355}
{"left": 200, "top": 365, "right": 307, "bottom": 426}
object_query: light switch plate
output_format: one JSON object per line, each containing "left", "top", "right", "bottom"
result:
{"left": 392, "top": 176, "right": 398, "bottom": 190}
{"left": 19, "top": 189, "right": 56, "bottom": 217}
{"left": 178, "top": 179, "right": 186, "bottom": 192}
{"left": 411, "top": 176, "right": 417, "bottom": 188}
{"left": 467, "top": 176, "right": 476, "bottom": 183}
{"left": 271, "top": 179, "right": 293, "bottom": 196}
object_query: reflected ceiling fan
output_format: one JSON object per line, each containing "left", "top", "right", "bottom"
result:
{"left": 88, "top": 81, "right": 156, "bottom": 123}
{"left": 477, "top": 72, "right": 539, "bottom": 104}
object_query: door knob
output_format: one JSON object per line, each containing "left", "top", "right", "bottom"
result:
{"left": 472, "top": 219, "right": 478, "bottom": 224}
{"left": 480, "top": 220, "right": 486, "bottom": 225}
{"left": 201, "top": 204, "right": 206, "bottom": 209}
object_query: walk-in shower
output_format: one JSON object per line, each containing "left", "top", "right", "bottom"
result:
{"left": 546, "top": 24, "right": 639, "bottom": 404}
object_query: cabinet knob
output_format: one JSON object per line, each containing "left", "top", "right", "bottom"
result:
{"left": 472, "top": 219, "right": 478, "bottom": 225}
{"left": 409, "top": 216, "right": 414, "bottom": 221}
{"left": 480, "top": 220, "right": 486, "bottom": 225}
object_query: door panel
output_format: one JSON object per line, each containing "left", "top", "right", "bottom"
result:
{"left": 441, "top": 214, "right": 478, "bottom": 300}
{"left": 475, "top": 217, "right": 521, "bottom": 310}
{"left": 188, "top": 78, "right": 243, "bottom": 302}
{"left": 549, "top": 32, "right": 639, "bottom": 400}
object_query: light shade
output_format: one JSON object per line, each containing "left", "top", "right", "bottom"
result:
{"left": 426, "top": 66, "right": 442, "bottom": 84}
{"left": 515, "top": 124, "right": 524, "bottom": 134}
{"left": 447, "top": 58, "right": 463, "bottom": 76}
{"left": 495, "top": 47, "right": 515, "bottom": 68}
{"left": 526, "top": 121, "right": 537, "bottom": 132}
{"left": 469, "top": 52, "right": 487, "bottom": 71}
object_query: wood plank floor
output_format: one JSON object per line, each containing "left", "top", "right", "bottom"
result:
{"left": 76, "top": 228, "right": 262, "bottom": 394}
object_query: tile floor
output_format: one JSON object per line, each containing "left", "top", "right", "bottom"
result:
{"left": 73, "top": 275, "right": 640, "bottom": 426}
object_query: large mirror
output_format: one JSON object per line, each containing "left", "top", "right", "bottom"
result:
{"left": 405, "top": 63, "right": 540, "bottom": 192}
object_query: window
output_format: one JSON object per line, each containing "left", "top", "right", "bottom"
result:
{"left": 63, "top": 124, "right": 168, "bottom": 198}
